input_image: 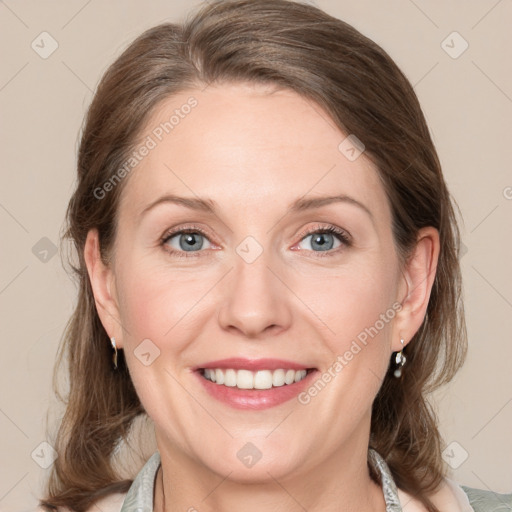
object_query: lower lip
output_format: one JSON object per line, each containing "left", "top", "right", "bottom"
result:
{"left": 194, "top": 369, "right": 318, "bottom": 410}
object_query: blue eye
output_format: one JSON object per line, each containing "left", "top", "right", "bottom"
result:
{"left": 295, "top": 226, "right": 351, "bottom": 256}
{"left": 300, "top": 231, "right": 339, "bottom": 251}
{"left": 160, "top": 224, "right": 351, "bottom": 259}
{"left": 162, "top": 228, "right": 213, "bottom": 257}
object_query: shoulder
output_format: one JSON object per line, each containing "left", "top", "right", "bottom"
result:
{"left": 85, "top": 493, "right": 127, "bottom": 512}
{"left": 460, "top": 484, "right": 512, "bottom": 511}
{"left": 34, "top": 492, "right": 127, "bottom": 512}
{"left": 397, "top": 477, "right": 512, "bottom": 512}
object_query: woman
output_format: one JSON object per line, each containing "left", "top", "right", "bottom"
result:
{"left": 39, "top": 1, "right": 511, "bottom": 511}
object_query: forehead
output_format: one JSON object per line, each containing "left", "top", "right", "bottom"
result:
{"left": 118, "top": 82, "right": 390, "bottom": 224}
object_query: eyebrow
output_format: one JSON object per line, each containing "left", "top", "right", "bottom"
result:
{"left": 140, "top": 193, "right": 374, "bottom": 223}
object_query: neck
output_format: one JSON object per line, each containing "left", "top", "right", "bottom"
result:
{"left": 153, "top": 436, "right": 386, "bottom": 512}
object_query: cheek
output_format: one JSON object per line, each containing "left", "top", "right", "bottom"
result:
{"left": 116, "top": 258, "right": 211, "bottom": 345}
{"left": 295, "top": 258, "right": 398, "bottom": 344}
{"left": 114, "top": 261, "right": 207, "bottom": 438}
{"left": 294, "top": 256, "right": 398, "bottom": 402}
{"left": 119, "top": 275, "right": 169, "bottom": 342}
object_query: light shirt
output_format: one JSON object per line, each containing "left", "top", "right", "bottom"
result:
{"left": 93, "top": 449, "right": 511, "bottom": 512}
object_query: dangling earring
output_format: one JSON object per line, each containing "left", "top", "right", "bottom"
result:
{"left": 110, "top": 337, "right": 118, "bottom": 370}
{"left": 394, "top": 338, "right": 406, "bottom": 378}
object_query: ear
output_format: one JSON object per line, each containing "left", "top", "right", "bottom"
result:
{"left": 83, "top": 228, "right": 124, "bottom": 348}
{"left": 392, "top": 226, "right": 440, "bottom": 351}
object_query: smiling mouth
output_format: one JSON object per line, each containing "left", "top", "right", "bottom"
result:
{"left": 199, "top": 368, "right": 315, "bottom": 390}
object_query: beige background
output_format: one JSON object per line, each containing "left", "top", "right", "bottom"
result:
{"left": 1, "top": 1, "right": 511, "bottom": 511}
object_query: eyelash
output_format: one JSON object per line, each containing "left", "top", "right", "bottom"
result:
{"left": 160, "top": 223, "right": 352, "bottom": 259}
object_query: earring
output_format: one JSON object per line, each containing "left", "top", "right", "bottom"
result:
{"left": 393, "top": 338, "right": 406, "bottom": 378}
{"left": 110, "top": 337, "right": 118, "bottom": 370}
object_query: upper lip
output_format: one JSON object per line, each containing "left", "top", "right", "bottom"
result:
{"left": 193, "top": 358, "right": 314, "bottom": 372}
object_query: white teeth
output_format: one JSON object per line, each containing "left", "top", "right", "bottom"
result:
{"left": 294, "top": 370, "right": 307, "bottom": 383}
{"left": 285, "top": 369, "right": 296, "bottom": 385}
{"left": 254, "top": 370, "right": 273, "bottom": 389}
{"left": 272, "top": 369, "right": 286, "bottom": 387}
{"left": 224, "top": 369, "right": 237, "bottom": 387}
{"left": 237, "top": 369, "right": 254, "bottom": 389}
{"left": 204, "top": 369, "right": 216, "bottom": 382}
{"left": 201, "top": 368, "right": 310, "bottom": 389}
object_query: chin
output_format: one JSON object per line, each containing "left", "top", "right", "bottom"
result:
{"left": 195, "top": 437, "right": 306, "bottom": 484}
{"left": 207, "top": 458, "right": 301, "bottom": 484}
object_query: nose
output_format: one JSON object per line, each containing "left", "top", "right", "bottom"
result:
{"left": 217, "top": 248, "right": 293, "bottom": 339}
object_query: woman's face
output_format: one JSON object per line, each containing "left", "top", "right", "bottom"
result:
{"left": 90, "top": 82, "right": 421, "bottom": 481}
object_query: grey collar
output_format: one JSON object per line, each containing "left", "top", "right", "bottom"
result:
{"left": 120, "top": 448, "right": 402, "bottom": 511}
{"left": 368, "top": 448, "right": 403, "bottom": 511}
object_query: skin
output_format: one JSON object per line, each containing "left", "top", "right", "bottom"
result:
{"left": 85, "top": 82, "right": 440, "bottom": 512}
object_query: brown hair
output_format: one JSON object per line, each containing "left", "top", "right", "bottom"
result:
{"left": 40, "top": 1, "right": 467, "bottom": 511}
